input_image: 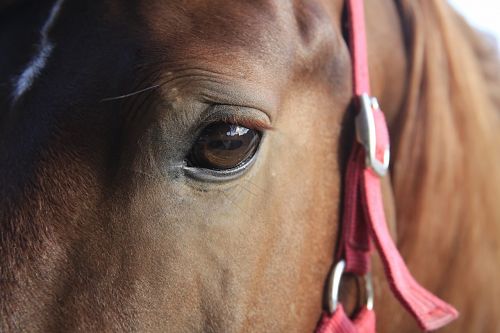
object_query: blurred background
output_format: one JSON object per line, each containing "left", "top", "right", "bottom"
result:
{"left": 449, "top": 0, "right": 500, "bottom": 47}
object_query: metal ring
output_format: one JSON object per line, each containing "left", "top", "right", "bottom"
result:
{"left": 327, "top": 260, "right": 374, "bottom": 314}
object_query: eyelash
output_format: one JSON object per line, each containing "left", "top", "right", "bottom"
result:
{"left": 195, "top": 104, "right": 273, "bottom": 131}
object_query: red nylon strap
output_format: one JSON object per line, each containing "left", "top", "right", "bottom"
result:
{"left": 315, "top": 0, "right": 458, "bottom": 331}
{"left": 317, "top": 306, "right": 375, "bottom": 333}
{"left": 348, "top": 0, "right": 370, "bottom": 95}
{"left": 359, "top": 108, "right": 458, "bottom": 331}
{"left": 336, "top": 146, "right": 371, "bottom": 275}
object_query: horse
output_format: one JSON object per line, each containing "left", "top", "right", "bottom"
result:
{"left": 0, "top": 0, "right": 499, "bottom": 332}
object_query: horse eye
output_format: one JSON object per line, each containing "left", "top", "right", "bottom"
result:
{"left": 187, "top": 123, "right": 262, "bottom": 170}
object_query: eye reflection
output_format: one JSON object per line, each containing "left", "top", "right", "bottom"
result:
{"left": 187, "top": 123, "right": 262, "bottom": 171}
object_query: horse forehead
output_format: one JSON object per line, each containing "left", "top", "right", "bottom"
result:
{"left": 134, "top": 0, "right": 285, "bottom": 53}
{"left": 123, "top": 0, "right": 336, "bottom": 57}
{"left": 138, "top": 0, "right": 279, "bottom": 29}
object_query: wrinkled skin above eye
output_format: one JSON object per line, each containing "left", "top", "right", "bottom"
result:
{"left": 187, "top": 123, "right": 262, "bottom": 170}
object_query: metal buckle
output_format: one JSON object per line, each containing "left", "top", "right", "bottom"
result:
{"left": 355, "top": 93, "right": 390, "bottom": 177}
{"left": 327, "top": 260, "right": 374, "bottom": 314}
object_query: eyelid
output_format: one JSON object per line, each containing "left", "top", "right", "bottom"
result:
{"left": 199, "top": 104, "right": 273, "bottom": 132}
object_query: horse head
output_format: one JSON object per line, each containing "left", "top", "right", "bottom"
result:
{"left": 0, "top": 0, "right": 498, "bottom": 332}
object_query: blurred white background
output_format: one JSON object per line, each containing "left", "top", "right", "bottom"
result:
{"left": 449, "top": 0, "right": 500, "bottom": 46}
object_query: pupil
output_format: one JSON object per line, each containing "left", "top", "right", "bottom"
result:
{"left": 208, "top": 139, "right": 243, "bottom": 150}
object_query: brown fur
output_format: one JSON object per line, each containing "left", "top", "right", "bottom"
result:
{"left": 0, "top": 0, "right": 498, "bottom": 332}
{"left": 378, "top": 1, "right": 500, "bottom": 331}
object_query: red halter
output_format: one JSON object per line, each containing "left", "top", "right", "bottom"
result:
{"left": 315, "top": 0, "right": 459, "bottom": 332}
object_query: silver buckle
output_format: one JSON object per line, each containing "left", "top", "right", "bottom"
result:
{"left": 327, "top": 260, "right": 374, "bottom": 314}
{"left": 355, "top": 93, "right": 390, "bottom": 177}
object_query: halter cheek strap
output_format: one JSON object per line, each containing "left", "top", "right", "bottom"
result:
{"left": 315, "top": 0, "right": 459, "bottom": 332}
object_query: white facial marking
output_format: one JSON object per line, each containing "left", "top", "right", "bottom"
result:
{"left": 12, "top": 0, "right": 65, "bottom": 101}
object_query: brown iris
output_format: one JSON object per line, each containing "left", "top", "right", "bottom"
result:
{"left": 188, "top": 123, "right": 261, "bottom": 170}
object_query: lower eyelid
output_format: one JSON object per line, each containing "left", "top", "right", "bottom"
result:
{"left": 181, "top": 150, "right": 259, "bottom": 183}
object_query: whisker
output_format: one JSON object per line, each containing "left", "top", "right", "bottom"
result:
{"left": 100, "top": 84, "right": 161, "bottom": 102}
{"left": 242, "top": 178, "right": 272, "bottom": 196}
{"left": 220, "top": 188, "right": 254, "bottom": 221}
{"left": 123, "top": 167, "right": 162, "bottom": 181}
{"left": 238, "top": 183, "right": 259, "bottom": 197}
